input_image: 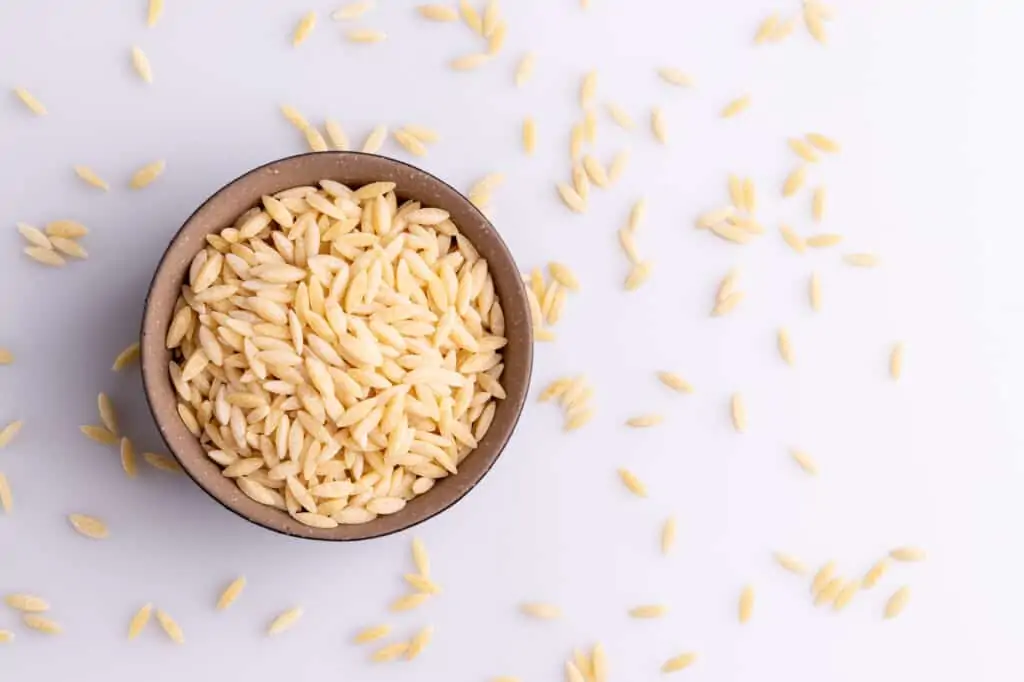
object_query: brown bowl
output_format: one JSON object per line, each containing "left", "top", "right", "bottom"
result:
{"left": 140, "top": 152, "right": 533, "bottom": 540}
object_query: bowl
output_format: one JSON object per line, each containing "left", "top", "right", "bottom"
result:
{"left": 140, "top": 152, "right": 533, "bottom": 540}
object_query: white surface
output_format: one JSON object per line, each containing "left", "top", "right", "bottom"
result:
{"left": 1, "top": 0, "right": 1021, "bottom": 679}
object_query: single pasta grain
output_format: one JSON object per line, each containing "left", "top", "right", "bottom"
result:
{"left": 74, "top": 166, "right": 110, "bottom": 191}
{"left": 98, "top": 393, "right": 119, "bottom": 436}
{"left": 515, "top": 53, "right": 535, "bottom": 87}
{"left": 890, "top": 343, "right": 904, "bottom": 380}
{"left": 156, "top": 609, "right": 184, "bottom": 643}
{"left": 417, "top": 4, "right": 458, "bottom": 21}
{"left": 120, "top": 437, "right": 138, "bottom": 478}
{"left": 657, "top": 372, "right": 693, "bottom": 393}
{"left": 0, "top": 473, "right": 11, "bottom": 513}
{"left": 362, "top": 125, "right": 387, "bottom": 153}
{"left": 862, "top": 559, "right": 889, "bottom": 589}
{"left": 618, "top": 469, "right": 648, "bottom": 498}
{"left": 833, "top": 580, "right": 860, "bottom": 611}
{"left": 523, "top": 117, "right": 536, "bottom": 155}
{"left": 889, "top": 546, "right": 926, "bottom": 562}
{"left": 814, "top": 577, "right": 844, "bottom": 607}
{"left": 459, "top": 0, "right": 483, "bottom": 33}
{"left": 884, "top": 586, "right": 910, "bottom": 619}
{"left": 609, "top": 152, "right": 631, "bottom": 185}
{"left": 804, "top": 2, "right": 827, "bottom": 43}
{"left": 325, "top": 119, "right": 350, "bottom": 148}
{"left": 347, "top": 28, "right": 386, "bottom": 43}
{"left": 624, "top": 261, "right": 652, "bottom": 290}
{"left": 583, "top": 155, "right": 609, "bottom": 188}
{"left": 80, "top": 425, "right": 117, "bottom": 445}
{"left": 548, "top": 262, "right": 580, "bottom": 291}
{"left": 580, "top": 71, "right": 597, "bottom": 108}
{"left": 557, "top": 183, "right": 586, "bottom": 213}
{"left": 69, "top": 513, "right": 110, "bottom": 539}
{"left": 390, "top": 592, "right": 430, "bottom": 612}
{"left": 661, "top": 516, "right": 676, "bottom": 555}
{"left": 738, "top": 585, "right": 754, "bottom": 623}
{"left": 606, "top": 102, "right": 635, "bottom": 130}
{"left": 268, "top": 607, "right": 303, "bottom": 634}
{"left": 393, "top": 130, "right": 427, "bottom": 156}
{"left": 23, "top": 614, "right": 62, "bottom": 635}
{"left": 521, "top": 602, "right": 562, "bottom": 619}
{"left": 17, "top": 222, "right": 51, "bottom": 249}
{"left": 662, "top": 653, "right": 697, "bottom": 673}
{"left": 128, "top": 603, "right": 152, "bottom": 640}
{"left": 0, "top": 420, "right": 23, "bottom": 449}
{"left": 280, "top": 104, "right": 309, "bottom": 131}
{"left": 305, "top": 126, "right": 328, "bottom": 152}
{"left": 113, "top": 342, "right": 140, "bottom": 371}
{"left": 14, "top": 87, "right": 47, "bottom": 115}
{"left": 217, "top": 576, "right": 247, "bottom": 610}
{"left": 406, "top": 625, "right": 434, "bottom": 660}
{"left": 372, "top": 641, "right": 410, "bottom": 662}
{"left": 782, "top": 166, "right": 806, "bottom": 197}
{"left": 131, "top": 46, "right": 154, "bottom": 83}
{"left": 811, "top": 561, "right": 836, "bottom": 595}
{"left": 332, "top": 1, "right": 374, "bottom": 20}
{"left": 777, "top": 328, "right": 794, "bottom": 365}
{"left": 147, "top": 0, "right": 164, "bottom": 26}
{"left": 629, "top": 604, "right": 667, "bottom": 618}
{"left": 721, "top": 94, "right": 751, "bottom": 118}
{"left": 809, "top": 272, "right": 822, "bottom": 311}
{"left": 712, "top": 292, "right": 744, "bottom": 317}
{"left": 451, "top": 53, "right": 491, "bottom": 70}
{"left": 130, "top": 160, "right": 166, "bottom": 189}
{"left": 355, "top": 623, "right": 392, "bottom": 644}
{"left": 806, "top": 233, "right": 842, "bottom": 248}
{"left": 790, "top": 449, "right": 818, "bottom": 476}
{"left": 730, "top": 393, "right": 746, "bottom": 433}
{"left": 651, "top": 107, "right": 668, "bottom": 144}
{"left": 754, "top": 14, "right": 779, "bottom": 43}
{"left": 774, "top": 553, "right": 808, "bottom": 575}
{"left": 293, "top": 11, "right": 318, "bottom": 45}
{"left": 812, "top": 187, "right": 826, "bottom": 221}
{"left": 845, "top": 253, "right": 879, "bottom": 267}
{"left": 657, "top": 67, "right": 692, "bottom": 87}
{"left": 780, "top": 225, "right": 806, "bottom": 253}
{"left": 788, "top": 138, "right": 820, "bottom": 162}
{"left": 412, "top": 537, "right": 431, "bottom": 577}
{"left": 626, "top": 414, "right": 664, "bottom": 428}
{"left": 144, "top": 452, "right": 182, "bottom": 473}
{"left": 806, "top": 132, "right": 840, "bottom": 153}
{"left": 24, "top": 247, "right": 65, "bottom": 266}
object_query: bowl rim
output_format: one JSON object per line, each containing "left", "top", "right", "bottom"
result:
{"left": 140, "top": 151, "right": 533, "bottom": 541}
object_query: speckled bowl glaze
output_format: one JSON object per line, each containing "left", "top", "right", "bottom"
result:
{"left": 140, "top": 152, "right": 533, "bottom": 541}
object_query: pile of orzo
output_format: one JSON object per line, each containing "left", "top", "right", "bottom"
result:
{"left": 166, "top": 180, "right": 507, "bottom": 528}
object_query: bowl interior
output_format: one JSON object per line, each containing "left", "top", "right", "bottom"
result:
{"left": 141, "top": 152, "right": 533, "bottom": 540}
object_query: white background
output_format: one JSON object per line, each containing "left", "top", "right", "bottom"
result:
{"left": 1, "top": 0, "right": 1022, "bottom": 679}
